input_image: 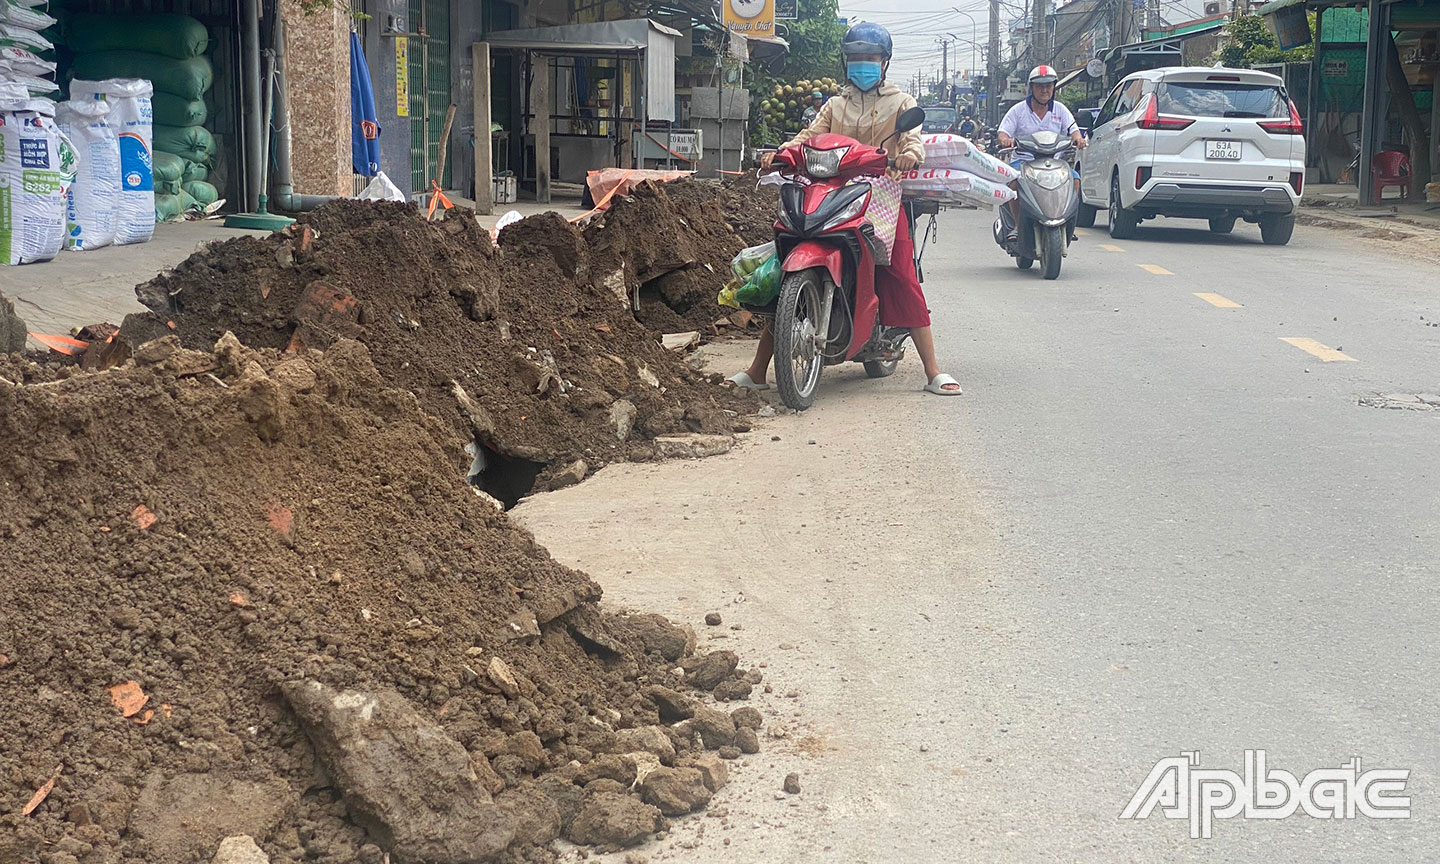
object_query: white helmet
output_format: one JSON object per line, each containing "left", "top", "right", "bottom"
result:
{"left": 1028, "top": 65, "right": 1059, "bottom": 86}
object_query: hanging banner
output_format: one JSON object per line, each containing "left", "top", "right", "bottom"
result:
{"left": 774, "top": 0, "right": 798, "bottom": 20}
{"left": 395, "top": 37, "right": 410, "bottom": 118}
{"left": 724, "top": 0, "right": 776, "bottom": 36}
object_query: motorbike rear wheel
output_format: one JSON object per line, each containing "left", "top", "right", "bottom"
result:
{"left": 863, "top": 359, "right": 899, "bottom": 378}
{"left": 1016, "top": 254, "right": 1034, "bottom": 270}
{"left": 773, "top": 268, "right": 828, "bottom": 410}
{"left": 1041, "top": 225, "right": 1064, "bottom": 280}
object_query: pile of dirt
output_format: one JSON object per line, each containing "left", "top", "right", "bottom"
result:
{"left": 715, "top": 171, "right": 780, "bottom": 247}
{"left": 116, "top": 201, "right": 758, "bottom": 501}
{"left": 0, "top": 339, "right": 768, "bottom": 864}
{"left": 0, "top": 290, "right": 28, "bottom": 354}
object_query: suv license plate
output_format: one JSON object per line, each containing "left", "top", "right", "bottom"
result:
{"left": 1206, "top": 140, "right": 1242, "bottom": 160}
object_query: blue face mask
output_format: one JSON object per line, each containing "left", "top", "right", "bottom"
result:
{"left": 847, "top": 61, "right": 883, "bottom": 92}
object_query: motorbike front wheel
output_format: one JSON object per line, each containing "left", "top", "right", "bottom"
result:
{"left": 773, "top": 268, "right": 828, "bottom": 411}
{"left": 1041, "top": 225, "right": 1064, "bottom": 280}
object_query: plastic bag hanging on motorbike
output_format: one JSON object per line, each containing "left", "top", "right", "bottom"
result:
{"left": 899, "top": 167, "right": 1016, "bottom": 208}
{"left": 734, "top": 256, "right": 782, "bottom": 307}
{"left": 730, "top": 241, "right": 776, "bottom": 282}
{"left": 859, "top": 174, "right": 903, "bottom": 267}
{"left": 919, "top": 134, "right": 1020, "bottom": 184}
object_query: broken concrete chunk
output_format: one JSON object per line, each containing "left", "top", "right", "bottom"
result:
{"left": 614, "top": 726, "right": 677, "bottom": 765}
{"left": 281, "top": 680, "right": 514, "bottom": 863}
{"left": 609, "top": 399, "right": 638, "bottom": 442}
{"left": 211, "top": 835, "right": 270, "bottom": 864}
{"left": 549, "top": 459, "right": 588, "bottom": 491}
{"left": 653, "top": 434, "right": 734, "bottom": 460}
{"left": 487, "top": 656, "right": 521, "bottom": 698}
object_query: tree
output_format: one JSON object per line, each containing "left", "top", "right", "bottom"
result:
{"left": 1215, "top": 14, "right": 1314, "bottom": 67}
{"left": 747, "top": 0, "right": 849, "bottom": 145}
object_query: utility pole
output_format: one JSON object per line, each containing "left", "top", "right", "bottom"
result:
{"left": 988, "top": 0, "right": 1001, "bottom": 126}
{"left": 1032, "top": 0, "right": 1049, "bottom": 65}
{"left": 941, "top": 39, "right": 950, "bottom": 104}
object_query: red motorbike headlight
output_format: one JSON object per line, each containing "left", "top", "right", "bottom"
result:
{"left": 804, "top": 145, "right": 850, "bottom": 179}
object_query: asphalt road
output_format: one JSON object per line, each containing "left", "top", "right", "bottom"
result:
{"left": 517, "top": 209, "right": 1440, "bottom": 863}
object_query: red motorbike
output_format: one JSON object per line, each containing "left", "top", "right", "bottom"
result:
{"left": 755, "top": 106, "right": 933, "bottom": 410}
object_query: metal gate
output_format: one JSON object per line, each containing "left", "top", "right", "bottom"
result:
{"left": 408, "top": 0, "right": 452, "bottom": 194}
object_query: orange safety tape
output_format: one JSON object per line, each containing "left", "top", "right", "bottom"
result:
{"left": 29, "top": 333, "right": 89, "bottom": 355}
{"left": 639, "top": 129, "right": 747, "bottom": 176}
{"left": 567, "top": 169, "right": 636, "bottom": 224}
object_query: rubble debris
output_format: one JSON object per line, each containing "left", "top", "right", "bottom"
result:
{"left": 783, "top": 773, "right": 803, "bottom": 795}
{"left": 0, "top": 290, "right": 29, "bottom": 354}
{"left": 118, "top": 200, "right": 758, "bottom": 502}
{"left": 639, "top": 766, "right": 713, "bottom": 816}
{"left": 0, "top": 339, "right": 769, "bottom": 864}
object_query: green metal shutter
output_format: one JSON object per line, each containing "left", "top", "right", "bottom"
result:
{"left": 408, "top": 0, "right": 452, "bottom": 194}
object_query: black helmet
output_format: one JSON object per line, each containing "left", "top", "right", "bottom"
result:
{"left": 843, "top": 22, "right": 893, "bottom": 60}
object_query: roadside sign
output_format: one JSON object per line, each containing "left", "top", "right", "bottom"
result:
{"left": 775, "top": 0, "right": 797, "bottom": 20}
{"left": 395, "top": 38, "right": 409, "bottom": 117}
{"left": 1323, "top": 59, "right": 1348, "bottom": 77}
{"left": 724, "top": 0, "right": 776, "bottom": 36}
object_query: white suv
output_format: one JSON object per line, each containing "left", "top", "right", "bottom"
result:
{"left": 1078, "top": 66, "right": 1306, "bottom": 245}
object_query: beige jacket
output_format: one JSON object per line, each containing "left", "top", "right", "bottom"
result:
{"left": 784, "top": 81, "right": 925, "bottom": 166}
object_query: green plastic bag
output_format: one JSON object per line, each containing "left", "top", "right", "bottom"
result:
{"left": 155, "top": 178, "right": 180, "bottom": 195}
{"left": 151, "top": 91, "right": 206, "bottom": 126}
{"left": 64, "top": 13, "right": 208, "bottom": 59}
{"left": 734, "top": 256, "right": 782, "bottom": 307}
{"left": 72, "top": 51, "right": 213, "bottom": 100}
{"left": 182, "top": 179, "right": 217, "bottom": 205}
{"left": 152, "top": 151, "right": 184, "bottom": 183}
{"left": 152, "top": 123, "right": 213, "bottom": 163}
{"left": 182, "top": 160, "right": 207, "bottom": 183}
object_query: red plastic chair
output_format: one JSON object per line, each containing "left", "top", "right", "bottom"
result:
{"left": 1370, "top": 151, "right": 1411, "bottom": 204}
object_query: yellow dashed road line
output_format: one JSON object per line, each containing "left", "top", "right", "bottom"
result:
{"left": 1280, "top": 338, "right": 1358, "bottom": 362}
{"left": 1138, "top": 264, "right": 1174, "bottom": 275}
{"left": 1098, "top": 243, "right": 1125, "bottom": 252}
{"left": 1194, "top": 293, "right": 1242, "bottom": 308}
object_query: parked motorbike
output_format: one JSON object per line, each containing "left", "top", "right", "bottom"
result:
{"left": 992, "top": 129, "right": 1079, "bottom": 280}
{"left": 751, "top": 106, "right": 933, "bottom": 411}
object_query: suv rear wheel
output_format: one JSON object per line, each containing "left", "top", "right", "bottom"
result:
{"left": 1109, "top": 174, "right": 1138, "bottom": 240}
{"left": 1259, "top": 213, "right": 1295, "bottom": 246}
{"left": 1208, "top": 216, "right": 1236, "bottom": 234}
{"left": 1077, "top": 202, "right": 1098, "bottom": 228}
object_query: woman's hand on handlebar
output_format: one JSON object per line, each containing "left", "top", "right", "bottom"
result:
{"left": 760, "top": 151, "right": 777, "bottom": 172}
{"left": 894, "top": 153, "right": 920, "bottom": 172}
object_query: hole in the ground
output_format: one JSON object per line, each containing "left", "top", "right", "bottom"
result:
{"left": 466, "top": 440, "right": 547, "bottom": 510}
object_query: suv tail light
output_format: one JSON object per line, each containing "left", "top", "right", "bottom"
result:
{"left": 1259, "top": 100, "right": 1304, "bottom": 135}
{"left": 1289, "top": 171, "right": 1304, "bottom": 195}
{"left": 1138, "top": 94, "right": 1194, "bottom": 131}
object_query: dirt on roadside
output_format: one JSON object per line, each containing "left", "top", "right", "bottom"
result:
{"left": 117, "top": 200, "right": 759, "bottom": 498}
{"left": 0, "top": 338, "right": 766, "bottom": 864}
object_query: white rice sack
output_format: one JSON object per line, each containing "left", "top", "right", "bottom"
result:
{"left": 899, "top": 166, "right": 1016, "bottom": 207}
{"left": 71, "top": 79, "right": 154, "bottom": 244}
{"left": 0, "top": 93, "right": 73, "bottom": 265}
{"left": 919, "top": 134, "right": 1020, "bottom": 184}
{"left": 1, "top": 1, "right": 56, "bottom": 32}
{"left": 0, "top": 23, "right": 51, "bottom": 52}
{"left": 56, "top": 99, "right": 120, "bottom": 250}
{"left": 0, "top": 45, "right": 53, "bottom": 76}
{"left": 0, "top": 67, "right": 58, "bottom": 96}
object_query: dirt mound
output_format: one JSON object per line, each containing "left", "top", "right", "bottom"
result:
{"left": 586, "top": 180, "right": 772, "bottom": 335}
{"left": 0, "top": 290, "right": 26, "bottom": 353}
{"left": 117, "top": 201, "right": 757, "bottom": 500}
{"left": 0, "top": 340, "right": 765, "bottom": 864}
{"left": 717, "top": 172, "right": 780, "bottom": 247}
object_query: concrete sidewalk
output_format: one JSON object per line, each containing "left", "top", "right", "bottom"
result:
{"left": 1302, "top": 182, "right": 1440, "bottom": 233}
{"left": 0, "top": 197, "right": 591, "bottom": 343}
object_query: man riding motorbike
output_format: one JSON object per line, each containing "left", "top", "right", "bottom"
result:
{"left": 738, "top": 22, "right": 962, "bottom": 397}
{"left": 957, "top": 108, "right": 978, "bottom": 138}
{"left": 801, "top": 90, "right": 825, "bottom": 128}
{"left": 997, "top": 65, "right": 1086, "bottom": 243}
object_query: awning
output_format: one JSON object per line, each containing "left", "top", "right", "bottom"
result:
{"left": 1056, "top": 66, "right": 1086, "bottom": 89}
{"left": 486, "top": 18, "right": 683, "bottom": 52}
{"left": 487, "top": 19, "right": 680, "bottom": 122}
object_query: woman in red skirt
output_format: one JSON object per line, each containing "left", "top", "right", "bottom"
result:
{"left": 730, "top": 23, "right": 961, "bottom": 397}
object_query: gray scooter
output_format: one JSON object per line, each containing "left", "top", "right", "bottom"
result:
{"left": 992, "top": 130, "right": 1079, "bottom": 280}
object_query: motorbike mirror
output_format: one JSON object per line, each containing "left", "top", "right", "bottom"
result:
{"left": 896, "top": 106, "right": 927, "bottom": 134}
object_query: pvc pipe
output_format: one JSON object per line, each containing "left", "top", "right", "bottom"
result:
{"left": 242, "top": 0, "right": 261, "bottom": 212}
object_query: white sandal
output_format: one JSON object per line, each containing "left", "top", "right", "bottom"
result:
{"left": 924, "top": 373, "right": 963, "bottom": 396}
{"left": 724, "top": 372, "right": 771, "bottom": 391}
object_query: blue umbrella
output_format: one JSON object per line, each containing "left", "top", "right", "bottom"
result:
{"left": 350, "top": 31, "right": 381, "bottom": 176}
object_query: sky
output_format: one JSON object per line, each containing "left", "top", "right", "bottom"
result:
{"left": 836, "top": 0, "right": 1210, "bottom": 91}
